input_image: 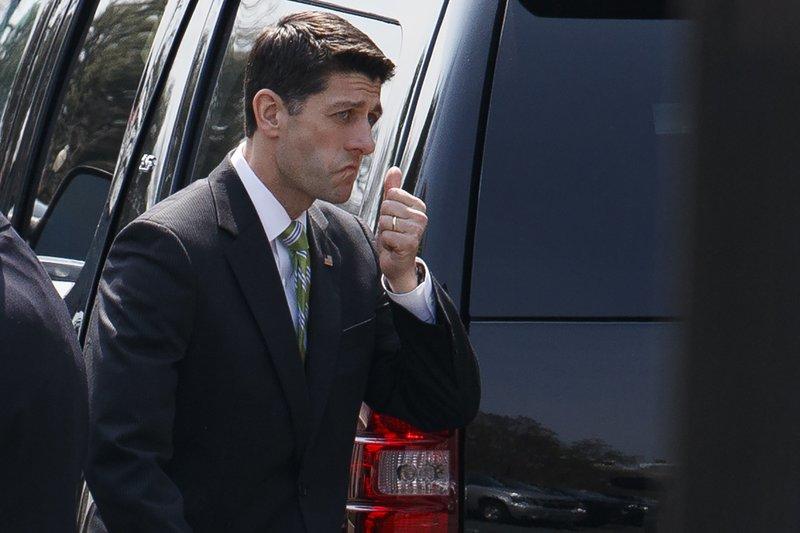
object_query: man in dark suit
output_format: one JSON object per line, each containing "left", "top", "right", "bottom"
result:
{"left": 84, "top": 11, "right": 480, "bottom": 532}
{"left": 0, "top": 213, "right": 88, "bottom": 532}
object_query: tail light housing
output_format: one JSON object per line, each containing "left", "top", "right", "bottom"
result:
{"left": 345, "top": 405, "right": 459, "bottom": 532}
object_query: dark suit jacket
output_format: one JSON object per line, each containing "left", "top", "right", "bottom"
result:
{"left": 84, "top": 157, "right": 480, "bottom": 532}
{"left": 0, "top": 214, "right": 88, "bottom": 532}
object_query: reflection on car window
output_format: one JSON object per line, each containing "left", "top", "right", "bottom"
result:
{"left": 471, "top": 0, "right": 694, "bottom": 318}
{"left": 0, "top": 0, "right": 43, "bottom": 127}
{"left": 467, "top": 475, "right": 505, "bottom": 488}
{"left": 191, "top": 0, "right": 401, "bottom": 215}
{"left": 26, "top": 0, "right": 167, "bottom": 261}
{"left": 112, "top": 0, "right": 222, "bottom": 233}
{"left": 465, "top": 315, "right": 680, "bottom": 530}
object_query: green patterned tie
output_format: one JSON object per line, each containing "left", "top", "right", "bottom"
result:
{"left": 279, "top": 221, "right": 311, "bottom": 362}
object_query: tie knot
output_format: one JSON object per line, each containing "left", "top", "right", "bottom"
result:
{"left": 278, "top": 220, "right": 309, "bottom": 253}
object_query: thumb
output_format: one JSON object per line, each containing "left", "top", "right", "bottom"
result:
{"left": 383, "top": 166, "right": 402, "bottom": 200}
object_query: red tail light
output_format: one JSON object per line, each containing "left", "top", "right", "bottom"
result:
{"left": 345, "top": 405, "right": 459, "bottom": 532}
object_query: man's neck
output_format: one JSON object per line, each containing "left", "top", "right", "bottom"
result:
{"left": 242, "top": 140, "right": 311, "bottom": 219}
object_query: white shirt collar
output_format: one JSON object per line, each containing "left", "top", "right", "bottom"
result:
{"left": 230, "top": 143, "right": 307, "bottom": 242}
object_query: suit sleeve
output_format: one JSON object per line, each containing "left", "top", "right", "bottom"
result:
{"left": 83, "top": 219, "right": 195, "bottom": 532}
{"left": 355, "top": 218, "right": 481, "bottom": 431}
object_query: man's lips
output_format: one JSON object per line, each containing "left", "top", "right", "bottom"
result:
{"left": 333, "top": 165, "right": 359, "bottom": 189}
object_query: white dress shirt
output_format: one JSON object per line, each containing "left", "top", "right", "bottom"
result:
{"left": 230, "top": 145, "right": 436, "bottom": 327}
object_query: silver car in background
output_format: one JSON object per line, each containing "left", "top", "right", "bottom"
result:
{"left": 465, "top": 475, "right": 586, "bottom": 525}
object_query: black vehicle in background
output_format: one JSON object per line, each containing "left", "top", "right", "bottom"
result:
{"left": 0, "top": 0, "right": 691, "bottom": 530}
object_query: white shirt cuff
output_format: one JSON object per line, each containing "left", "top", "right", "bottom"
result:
{"left": 382, "top": 258, "right": 436, "bottom": 324}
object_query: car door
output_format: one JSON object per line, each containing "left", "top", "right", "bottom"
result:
{"left": 399, "top": 0, "right": 694, "bottom": 530}
{"left": 467, "top": 2, "right": 692, "bottom": 530}
{"left": 0, "top": 0, "right": 182, "bottom": 323}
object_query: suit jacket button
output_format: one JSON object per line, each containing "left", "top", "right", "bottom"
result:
{"left": 298, "top": 482, "right": 308, "bottom": 497}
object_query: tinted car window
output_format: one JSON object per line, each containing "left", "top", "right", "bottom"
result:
{"left": 191, "top": 0, "right": 401, "bottom": 215}
{"left": 463, "top": 2, "right": 691, "bottom": 530}
{"left": 465, "top": 321, "right": 680, "bottom": 531}
{"left": 470, "top": 1, "right": 694, "bottom": 318}
{"left": 24, "top": 0, "right": 168, "bottom": 261}
{"left": 0, "top": 0, "right": 44, "bottom": 126}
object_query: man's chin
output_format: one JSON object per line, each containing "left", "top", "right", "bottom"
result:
{"left": 322, "top": 182, "right": 356, "bottom": 205}
{"left": 314, "top": 190, "right": 351, "bottom": 205}
{"left": 333, "top": 190, "right": 354, "bottom": 205}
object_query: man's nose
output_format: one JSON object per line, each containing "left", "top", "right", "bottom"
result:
{"left": 346, "top": 122, "right": 376, "bottom": 156}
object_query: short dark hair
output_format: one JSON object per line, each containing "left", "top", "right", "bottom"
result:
{"left": 243, "top": 11, "right": 396, "bottom": 137}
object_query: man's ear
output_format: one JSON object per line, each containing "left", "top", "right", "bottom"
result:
{"left": 252, "top": 89, "right": 284, "bottom": 138}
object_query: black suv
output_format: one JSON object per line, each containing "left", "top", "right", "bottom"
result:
{"left": 0, "top": 0, "right": 691, "bottom": 530}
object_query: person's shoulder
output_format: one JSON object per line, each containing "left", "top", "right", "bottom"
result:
{"left": 0, "top": 229, "right": 85, "bottom": 429}
{"left": 0, "top": 212, "right": 10, "bottom": 232}
{"left": 313, "top": 201, "right": 368, "bottom": 233}
{"left": 0, "top": 220, "right": 54, "bottom": 293}
{"left": 106, "top": 178, "right": 215, "bottom": 263}
{"left": 312, "top": 201, "right": 379, "bottom": 267}
{"left": 0, "top": 225, "right": 81, "bottom": 364}
{"left": 129, "top": 155, "right": 239, "bottom": 240}
{"left": 137, "top": 178, "right": 214, "bottom": 233}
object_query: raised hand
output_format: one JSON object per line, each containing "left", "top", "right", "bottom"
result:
{"left": 376, "top": 166, "right": 428, "bottom": 293}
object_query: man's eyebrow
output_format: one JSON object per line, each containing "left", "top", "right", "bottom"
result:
{"left": 328, "top": 100, "right": 383, "bottom": 116}
{"left": 329, "top": 100, "right": 365, "bottom": 110}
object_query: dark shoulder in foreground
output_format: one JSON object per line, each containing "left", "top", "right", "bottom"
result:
{"left": 0, "top": 214, "right": 88, "bottom": 531}
{"left": 0, "top": 214, "right": 86, "bottom": 423}
{"left": 0, "top": 216, "right": 82, "bottom": 364}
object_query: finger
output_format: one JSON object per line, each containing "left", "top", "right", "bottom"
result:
{"left": 381, "top": 209, "right": 428, "bottom": 236}
{"left": 378, "top": 214, "right": 427, "bottom": 237}
{"left": 384, "top": 187, "right": 426, "bottom": 212}
{"left": 378, "top": 203, "right": 428, "bottom": 235}
{"left": 379, "top": 200, "right": 427, "bottom": 220}
{"left": 378, "top": 214, "right": 411, "bottom": 233}
{"left": 383, "top": 166, "right": 402, "bottom": 201}
{"left": 378, "top": 214, "right": 397, "bottom": 233}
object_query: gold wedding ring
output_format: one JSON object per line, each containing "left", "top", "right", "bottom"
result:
{"left": 392, "top": 215, "right": 397, "bottom": 232}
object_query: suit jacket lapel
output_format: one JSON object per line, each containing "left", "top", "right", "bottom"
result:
{"left": 305, "top": 204, "right": 342, "bottom": 446}
{"left": 209, "top": 158, "right": 312, "bottom": 452}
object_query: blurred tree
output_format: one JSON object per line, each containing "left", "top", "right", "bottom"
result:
{"left": 34, "top": 0, "right": 166, "bottom": 209}
{"left": 466, "top": 411, "right": 644, "bottom": 494}
{"left": 0, "top": 0, "right": 40, "bottom": 125}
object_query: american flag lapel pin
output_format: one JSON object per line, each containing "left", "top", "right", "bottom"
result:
{"left": 323, "top": 254, "right": 334, "bottom": 267}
